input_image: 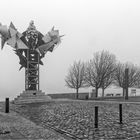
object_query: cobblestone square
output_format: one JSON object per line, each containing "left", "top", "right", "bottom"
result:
{"left": 10, "top": 100, "right": 140, "bottom": 140}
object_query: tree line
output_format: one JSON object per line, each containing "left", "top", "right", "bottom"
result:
{"left": 65, "top": 50, "right": 140, "bottom": 99}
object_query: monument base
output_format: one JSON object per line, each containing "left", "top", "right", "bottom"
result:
{"left": 13, "top": 90, "right": 51, "bottom": 104}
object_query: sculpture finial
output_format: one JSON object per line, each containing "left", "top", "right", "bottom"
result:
{"left": 27, "top": 20, "right": 36, "bottom": 30}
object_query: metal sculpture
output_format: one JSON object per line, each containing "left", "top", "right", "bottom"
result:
{"left": 0, "top": 21, "right": 63, "bottom": 99}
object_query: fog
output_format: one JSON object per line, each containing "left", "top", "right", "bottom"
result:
{"left": 0, "top": 0, "right": 140, "bottom": 100}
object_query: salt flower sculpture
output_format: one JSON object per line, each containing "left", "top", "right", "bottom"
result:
{"left": 0, "top": 21, "right": 63, "bottom": 103}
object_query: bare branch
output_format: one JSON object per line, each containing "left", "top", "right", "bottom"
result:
{"left": 65, "top": 60, "right": 86, "bottom": 98}
{"left": 85, "top": 50, "right": 116, "bottom": 97}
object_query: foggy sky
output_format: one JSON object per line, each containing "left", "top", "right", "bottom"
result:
{"left": 0, "top": 0, "right": 140, "bottom": 100}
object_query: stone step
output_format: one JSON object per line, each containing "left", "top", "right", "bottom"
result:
{"left": 22, "top": 90, "right": 42, "bottom": 94}
{"left": 15, "top": 95, "right": 51, "bottom": 100}
{"left": 19, "top": 93, "right": 45, "bottom": 97}
{"left": 16, "top": 96, "right": 51, "bottom": 100}
{"left": 14, "top": 98, "right": 51, "bottom": 104}
{"left": 13, "top": 90, "right": 51, "bottom": 104}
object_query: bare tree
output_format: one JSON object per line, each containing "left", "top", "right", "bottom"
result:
{"left": 114, "top": 62, "right": 140, "bottom": 96}
{"left": 65, "top": 60, "right": 86, "bottom": 99}
{"left": 114, "top": 63, "right": 125, "bottom": 96}
{"left": 135, "top": 72, "right": 140, "bottom": 88}
{"left": 85, "top": 50, "right": 116, "bottom": 97}
{"left": 101, "top": 72, "right": 115, "bottom": 97}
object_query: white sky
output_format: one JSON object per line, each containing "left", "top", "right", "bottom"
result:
{"left": 0, "top": 0, "right": 140, "bottom": 100}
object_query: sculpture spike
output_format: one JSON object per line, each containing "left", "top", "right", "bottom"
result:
{"left": 52, "top": 26, "right": 54, "bottom": 31}
{"left": 60, "top": 35, "right": 65, "bottom": 38}
{"left": 10, "top": 22, "right": 17, "bottom": 30}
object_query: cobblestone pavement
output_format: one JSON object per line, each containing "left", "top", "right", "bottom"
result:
{"left": 0, "top": 102, "right": 67, "bottom": 140}
{"left": 9, "top": 100, "right": 140, "bottom": 140}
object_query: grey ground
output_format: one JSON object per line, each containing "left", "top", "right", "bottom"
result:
{"left": 1, "top": 99, "right": 140, "bottom": 139}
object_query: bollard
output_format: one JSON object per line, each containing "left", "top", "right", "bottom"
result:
{"left": 124, "top": 68, "right": 129, "bottom": 100}
{"left": 119, "top": 104, "right": 122, "bottom": 124}
{"left": 5, "top": 98, "right": 9, "bottom": 113}
{"left": 95, "top": 106, "right": 98, "bottom": 128}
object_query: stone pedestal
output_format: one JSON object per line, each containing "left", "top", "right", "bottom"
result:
{"left": 13, "top": 90, "right": 51, "bottom": 104}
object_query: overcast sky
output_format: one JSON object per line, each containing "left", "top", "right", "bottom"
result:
{"left": 0, "top": 0, "right": 140, "bottom": 100}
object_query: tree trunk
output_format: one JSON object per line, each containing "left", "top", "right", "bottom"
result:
{"left": 123, "top": 88, "right": 125, "bottom": 97}
{"left": 95, "top": 88, "right": 98, "bottom": 98}
{"left": 102, "top": 88, "right": 105, "bottom": 97}
{"left": 76, "top": 88, "right": 79, "bottom": 99}
{"left": 124, "top": 68, "right": 129, "bottom": 100}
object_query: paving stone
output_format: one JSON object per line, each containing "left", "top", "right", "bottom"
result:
{"left": 8, "top": 100, "right": 140, "bottom": 139}
{"left": 0, "top": 110, "right": 67, "bottom": 140}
